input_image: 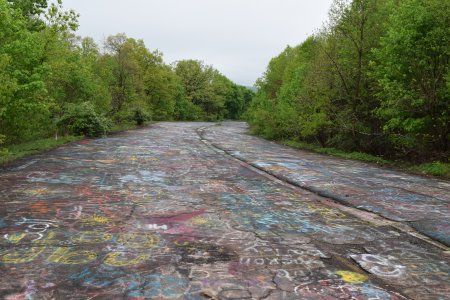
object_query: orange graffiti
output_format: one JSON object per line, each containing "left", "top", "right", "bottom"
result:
{"left": 30, "top": 201, "right": 49, "bottom": 214}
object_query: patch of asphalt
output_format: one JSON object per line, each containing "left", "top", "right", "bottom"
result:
{"left": 199, "top": 123, "right": 450, "bottom": 250}
{"left": 197, "top": 125, "right": 448, "bottom": 252}
{"left": 0, "top": 122, "right": 448, "bottom": 299}
{"left": 198, "top": 124, "right": 450, "bottom": 299}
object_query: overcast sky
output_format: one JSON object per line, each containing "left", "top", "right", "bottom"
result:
{"left": 62, "top": 0, "right": 334, "bottom": 86}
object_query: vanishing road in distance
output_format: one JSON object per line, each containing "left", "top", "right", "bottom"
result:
{"left": 0, "top": 122, "right": 449, "bottom": 299}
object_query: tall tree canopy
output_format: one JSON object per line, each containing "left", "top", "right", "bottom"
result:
{"left": 0, "top": 0, "right": 253, "bottom": 145}
{"left": 246, "top": 0, "right": 449, "bottom": 161}
{"left": 372, "top": 0, "right": 449, "bottom": 156}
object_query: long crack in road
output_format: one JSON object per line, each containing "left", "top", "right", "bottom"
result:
{"left": 202, "top": 123, "right": 450, "bottom": 247}
{"left": 0, "top": 122, "right": 449, "bottom": 299}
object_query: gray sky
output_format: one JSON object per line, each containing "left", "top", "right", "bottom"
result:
{"left": 63, "top": 0, "right": 333, "bottom": 86}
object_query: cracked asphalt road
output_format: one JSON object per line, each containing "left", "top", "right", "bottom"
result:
{"left": 203, "top": 123, "right": 450, "bottom": 247}
{"left": 0, "top": 122, "right": 449, "bottom": 299}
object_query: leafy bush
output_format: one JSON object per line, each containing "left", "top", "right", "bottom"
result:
{"left": 173, "top": 95, "right": 204, "bottom": 121}
{"left": 131, "top": 107, "right": 151, "bottom": 126}
{"left": 111, "top": 107, "right": 151, "bottom": 126}
{"left": 58, "top": 102, "right": 111, "bottom": 137}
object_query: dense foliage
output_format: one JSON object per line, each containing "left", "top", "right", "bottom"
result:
{"left": 0, "top": 0, "right": 253, "bottom": 144}
{"left": 246, "top": 0, "right": 449, "bottom": 162}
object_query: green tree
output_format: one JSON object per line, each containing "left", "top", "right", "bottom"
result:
{"left": 7, "top": 0, "right": 48, "bottom": 17}
{"left": 321, "top": 0, "right": 393, "bottom": 151}
{"left": 175, "top": 60, "right": 211, "bottom": 106}
{"left": 173, "top": 82, "right": 203, "bottom": 121}
{"left": 276, "top": 38, "right": 333, "bottom": 143}
{"left": 7, "top": 0, "right": 48, "bottom": 30}
{"left": 0, "top": 0, "right": 52, "bottom": 143}
{"left": 175, "top": 60, "right": 234, "bottom": 120}
{"left": 372, "top": 0, "right": 450, "bottom": 156}
{"left": 138, "top": 49, "right": 178, "bottom": 121}
{"left": 225, "top": 84, "right": 246, "bottom": 119}
{"left": 104, "top": 33, "right": 139, "bottom": 115}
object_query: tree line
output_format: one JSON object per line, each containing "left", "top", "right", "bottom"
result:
{"left": 0, "top": 0, "right": 254, "bottom": 144}
{"left": 246, "top": 0, "right": 449, "bottom": 162}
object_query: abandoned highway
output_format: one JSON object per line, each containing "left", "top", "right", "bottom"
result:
{"left": 0, "top": 122, "right": 449, "bottom": 299}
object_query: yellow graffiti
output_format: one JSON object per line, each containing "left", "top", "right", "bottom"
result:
{"left": 34, "top": 231, "right": 58, "bottom": 245}
{"left": 4, "top": 233, "right": 27, "bottom": 244}
{"left": 269, "top": 166, "right": 290, "bottom": 172}
{"left": 48, "top": 247, "right": 97, "bottom": 265}
{"left": 306, "top": 204, "right": 347, "bottom": 219}
{"left": 104, "top": 252, "right": 148, "bottom": 267}
{"left": 174, "top": 241, "right": 199, "bottom": 252}
{"left": 174, "top": 241, "right": 189, "bottom": 247}
{"left": 26, "top": 188, "right": 49, "bottom": 196}
{"left": 82, "top": 214, "right": 109, "bottom": 224}
{"left": 336, "top": 271, "right": 368, "bottom": 283}
{"left": 97, "top": 159, "right": 115, "bottom": 164}
{"left": 71, "top": 231, "right": 113, "bottom": 243}
{"left": 117, "top": 233, "right": 158, "bottom": 249}
{"left": 191, "top": 217, "right": 208, "bottom": 225}
{"left": 1, "top": 247, "right": 45, "bottom": 263}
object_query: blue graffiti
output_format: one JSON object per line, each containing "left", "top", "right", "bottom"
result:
{"left": 70, "top": 268, "right": 188, "bottom": 298}
{"left": 125, "top": 274, "right": 189, "bottom": 298}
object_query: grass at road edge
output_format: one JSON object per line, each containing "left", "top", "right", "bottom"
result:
{"left": 0, "top": 122, "right": 147, "bottom": 166}
{"left": 0, "top": 136, "right": 83, "bottom": 165}
{"left": 410, "top": 162, "right": 450, "bottom": 178}
{"left": 282, "top": 140, "right": 449, "bottom": 179}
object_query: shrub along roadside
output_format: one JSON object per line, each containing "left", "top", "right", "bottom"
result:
{"left": 57, "top": 102, "right": 111, "bottom": 138}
